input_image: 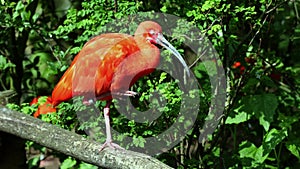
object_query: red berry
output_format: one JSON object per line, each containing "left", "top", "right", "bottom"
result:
{"left": 245, "top": 57, "right": 256, "bottom": 64}
{"left": 239, "top": 66, "right": 245, "bottom": 74}
{"left": 232, "top": 62, "right": 241, "bottom": 68}
{"left": 269, "top": 73, "right": 281, "bottom": 81}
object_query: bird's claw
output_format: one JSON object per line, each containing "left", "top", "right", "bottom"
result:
{"left": 124, "top": 91, "right": 138, "bottom": 97}
{"left": 112, "top": 91, "right": 138, "bottom": 97}
{"left": 82, "top": 99, "right": 95, "bottom": 105}
{"left": 99, "top": 141, "right": 124, "bottom": 152}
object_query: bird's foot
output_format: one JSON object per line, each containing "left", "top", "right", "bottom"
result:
{"left": 82, "top": 99, "right": 95, "bottom": 105}
{"left": 124, "top": 90, "right": 138, "bottom": 96}
{"left": 112, "top": 91, "right": 138, "bottom": 97}
{"left": 99, "top": 140, "right": 124, "bottom": 152}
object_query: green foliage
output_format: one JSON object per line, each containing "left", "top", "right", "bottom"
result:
{"left": 53, "top": 0, "right": 141, "bottom": 55}
{"left": 238, "top": 128, "right": 287, "bottom": 167}
{"left": 6, "top": 102, "right": 35, "bottom": 115}
{"left": 1, "top": 0, "right": 300, "bottom": 168}
{"left": 227, "top": 93, "right": 278, "bottom": 131}
{"left": 60, "top": 157, "right": 77, "bottom": 169}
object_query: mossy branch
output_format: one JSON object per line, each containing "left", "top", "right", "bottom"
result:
{"left": 0, "top": 106, "right": 172, "bottom": 169}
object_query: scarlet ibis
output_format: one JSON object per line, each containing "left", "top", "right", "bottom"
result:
{"left": 32, "top": 21, "right": 190, "bottom": 150}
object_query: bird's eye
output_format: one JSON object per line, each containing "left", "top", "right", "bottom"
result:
{"left": 149, "top": 30, "right": 156, "bottom": 35}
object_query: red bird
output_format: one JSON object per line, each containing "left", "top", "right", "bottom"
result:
{"left": 32, "top": 21, "right": 190, "bottom": 150}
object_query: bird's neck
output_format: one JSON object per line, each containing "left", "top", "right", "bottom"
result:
{"left": 132, "top": 34, "right": 160, "bottom": 67}
{"left": 134, "top": 36, "right": 159, "bottom": 59}
{"left": 134, "top": 35, "right": 150, "bottom": 47}
{"left": 134, "top": 36, "right": 158, "bottom": 54}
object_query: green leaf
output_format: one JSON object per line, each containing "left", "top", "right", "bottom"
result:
{"left": 286, "top": 144, "right": 300, "bottom": 160}
{"left": 242, "top": 78, "right": 260, "bottom": 92}
{"left": 262, "top": 128, "right": 287, "bottom": 157}
{"left": 79, "top": 162, "right": 97, "bottom": 169}
{"left": 160, "top": 6, "right": 167, "bottom": 13}
{"left": 239, "top": 141, "right": 267, "bottom": 164}
{"left": 239, "top": 129, "right": 287, "bottom": 165}
{"left": 226, "top": 111, "right": 250, "bottom": 124}
{"left": 159, "top": 72, "right": 167, "bottom": 83}
{"left": 211, "top": 24, "right": 221, "bottom": 32}
{"left": 195, "top": 60, "right": 217, "bottom": 77}
{"left": 186, "top": 10, "right": 195, "bottom": 17}
{"left": 278, "top": 113, "right": 300, "bottom": 129}
{"left": 239, "top": 141, "right": 261, "bottom": 159}
{"left": 0, "top": 55, "right": 15, "bottom": 70}
{"left": 243, "top": 94, "right": 278, "bottom": 131}
{"left": 60, "top": 157, "right": 76, "bottom": 169}
{"left": 132, "top": 136, "right": 146, "bottom": 148}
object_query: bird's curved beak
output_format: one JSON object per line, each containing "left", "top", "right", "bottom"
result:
{"left": 156, "top": 33, "right": 190, "bottom": 77}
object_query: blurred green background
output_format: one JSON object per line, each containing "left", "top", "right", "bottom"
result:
{"left": 0, "top": 0, "right": 300, "bottom": 168}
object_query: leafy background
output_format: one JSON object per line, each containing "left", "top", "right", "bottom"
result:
{"left": 1, "top": 0, "right": 300, "bottom": 168}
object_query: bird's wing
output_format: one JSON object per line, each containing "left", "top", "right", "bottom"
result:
{"left": 51, "top": 33, "right": 139, "bottom": 104}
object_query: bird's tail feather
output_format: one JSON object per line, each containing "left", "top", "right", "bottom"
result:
{"left": 31, "top": 96, "right": 56, "bottom": 117}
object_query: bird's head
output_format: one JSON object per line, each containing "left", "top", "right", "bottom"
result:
{"left": 135, "top": 21, "right": 190, "bottom": 76}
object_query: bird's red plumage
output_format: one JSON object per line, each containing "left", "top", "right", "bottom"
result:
{"left": 33, "top": 22, "right": 161, "bottom": 117}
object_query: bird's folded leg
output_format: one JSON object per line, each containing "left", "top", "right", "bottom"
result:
{"left": 112, "top": 90, "right": 138, "bottom": 97}
{"left": 124, "top": 90, "right": 138, "bottom": 96}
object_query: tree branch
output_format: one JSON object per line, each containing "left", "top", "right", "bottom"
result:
{"left": 0, "top": 106, "right": 172, "bottom": 169}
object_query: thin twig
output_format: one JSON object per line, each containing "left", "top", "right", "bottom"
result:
{"left": 189, "top": 49, "right": 207, "bottom": 69}
{"left": 248, "top": 14, "right": 269, "bottom": 47}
